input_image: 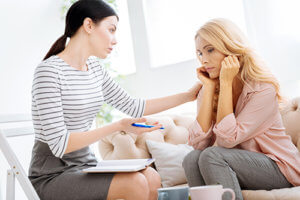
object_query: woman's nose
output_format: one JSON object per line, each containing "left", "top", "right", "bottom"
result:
{"left": 112, "top": 37, "right": 117, "bottom": 46}
{"left": 201, "top": 54, "right": 209, "bottom": 64}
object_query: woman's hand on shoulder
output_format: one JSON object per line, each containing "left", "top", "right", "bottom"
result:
{"left": 117, "top": 118, "right": 162, "bottom": 135}
{"left": 186, "top": 82, "right": 203, "bottom": 102}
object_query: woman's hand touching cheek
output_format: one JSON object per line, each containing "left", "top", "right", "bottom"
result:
{"left": 220, "top": 55, "right": 240, "bottom": 84}
{"left": 196, "top": 66, "right": 218, "bottom": 88}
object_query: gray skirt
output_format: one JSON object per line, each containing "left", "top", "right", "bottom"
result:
{"left": 30, "top": 166, "right": 114, "bottom": 200}
{"left": 29, "top": 141, "right": 115, "bottom": 200}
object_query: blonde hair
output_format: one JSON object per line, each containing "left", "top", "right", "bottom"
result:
{"left": 195, "top": 18, "right": 283, "bottom": 103}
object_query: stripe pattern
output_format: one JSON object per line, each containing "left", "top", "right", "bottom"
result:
{"left": 31, "top": 55, "right": 145, "bottom": 158}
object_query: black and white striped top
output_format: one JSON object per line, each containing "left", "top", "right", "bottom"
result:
{"left": 31, "top": 55, "right": 145, "bottom": 158}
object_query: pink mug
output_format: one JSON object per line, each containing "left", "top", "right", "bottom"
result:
{"left": 189, "top": 185, "right": 235, "bottom": 200}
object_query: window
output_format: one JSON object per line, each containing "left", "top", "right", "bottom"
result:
{"left": 144, "top": 0, "right": 247, "bottom": 68}
{"left": 107, "top": 0, "right": 136, "bottom": 75}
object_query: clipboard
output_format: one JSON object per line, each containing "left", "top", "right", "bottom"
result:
{"left": 82, "top": 158, "right": 155, "bottom": 173}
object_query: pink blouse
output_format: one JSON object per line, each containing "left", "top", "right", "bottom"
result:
{"left": 188, "top": 81, "right": 300, "bottom": 186}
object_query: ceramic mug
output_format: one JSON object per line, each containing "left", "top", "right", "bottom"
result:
{"left": 157, "top": 186, "right": 189, "bottom": 200}
{"left": 189, "top": 185, "right": 235, "bottom": 200}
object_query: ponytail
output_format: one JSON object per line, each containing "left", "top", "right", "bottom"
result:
{"left": 42, "top": 0, "right": 118, "bottom": 61}
{"left": 43, "top": 35, "right": 67, "bottom": 60}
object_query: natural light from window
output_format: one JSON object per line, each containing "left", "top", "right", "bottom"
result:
{"left": 107, "top": 0, "right": 136, "bottom": 75}
{"left": 144, "top": 0, "right": 247, "bottom": 68}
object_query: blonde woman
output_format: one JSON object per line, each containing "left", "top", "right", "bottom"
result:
{"left": 182, "top": 18, "right": 300, "bottom": 200}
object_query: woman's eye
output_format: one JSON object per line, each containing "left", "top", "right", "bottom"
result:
{"left": 208, "top": 48, "right": 214, "bottom": 53}
{"left": 110, "top": 28, "right": 115, "bottom": 33}
{"left": 197, "top": 52, "right": 202, "bottom": 57}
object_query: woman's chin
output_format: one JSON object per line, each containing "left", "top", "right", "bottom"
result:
{"left": 97, "top": 53, "right": 108, "bottom": 59}
{"left": 209, "top": 73, "right": 219, "bottom": 79}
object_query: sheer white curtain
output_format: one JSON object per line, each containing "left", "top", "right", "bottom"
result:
{"left": 243, "top": 0, "right": 300, "bottom": 98}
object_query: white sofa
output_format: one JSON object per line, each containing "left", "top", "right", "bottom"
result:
{"left": 98, "top": 97, "right": 300, "bottom": 200}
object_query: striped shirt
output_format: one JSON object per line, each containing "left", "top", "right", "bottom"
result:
{"left": 31, "top": 55, "right": 145, "bottom": 158}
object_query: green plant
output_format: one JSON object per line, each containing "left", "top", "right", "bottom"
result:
{"left": 61, "top": 0, "right": 124, "bottom": 126}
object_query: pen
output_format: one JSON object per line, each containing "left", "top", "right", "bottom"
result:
{"left": 132, "top": 123, "right": 164, "bottom": 129}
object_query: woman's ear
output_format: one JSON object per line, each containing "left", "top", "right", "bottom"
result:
{"left": 82, "top": 17, "right": 94, "bottom": 34}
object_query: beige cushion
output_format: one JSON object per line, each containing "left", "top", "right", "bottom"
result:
{"left": 146, "top": 140, "right": 193, "bottom": 187}
{"left": 99, "top": 114, "right": 194, "bottom": 160}
{"left": 280, "top": 97, "right": 300, "bottom": 152}
{"left": 98, "top": 98, "right": 300, "bottom": 200}
{"left": 242, "top": 186, "right": 300, "bottom": 200}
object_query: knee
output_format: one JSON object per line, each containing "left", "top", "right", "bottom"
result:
{"left": 182, "top": 150, "right": 202, "bottom": 171}
{"left": 142, "top": 167, "right": 161, "bottom": 195}
{"left": 107, "top": 172, "right": 150, "bottom": 200}
{"left": 132, "top": 172, "right": 149, "bottom": 190}
{"left": 127, "top": 172, "right": 150, "bottom": 197}
{"left": 198, "top": 146, "right": 225, "bottom": 167}
{"left": 135, "top": 168, "right": 161, "bottom": 200}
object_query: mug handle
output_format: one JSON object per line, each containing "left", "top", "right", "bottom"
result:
{"left": 158, "top": 191, "right": 168, "bottom": 200}
{"left": 222, "top": 188, "right": 235, "bottom": 200}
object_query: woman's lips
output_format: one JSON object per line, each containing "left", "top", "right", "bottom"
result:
{"left": 205, "top": 67, "right": 215, "bottom": 72}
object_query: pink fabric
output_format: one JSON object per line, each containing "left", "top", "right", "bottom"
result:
{"left": 188, "top": 81, "right": 300, "bottom": 186}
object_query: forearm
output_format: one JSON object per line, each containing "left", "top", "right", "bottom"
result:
{"left": 64, "top": 121, "right": 121, "bottom": 154}
{"left": 196, "top": 86, "right": 215, "bottom": 132}
{"left": 216, "top": 81, "right": 233, "bottom": 124}
{"left": 144, "top": 92, "right": 191, "bottom": 115}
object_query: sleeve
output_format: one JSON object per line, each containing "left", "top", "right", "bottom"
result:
{"left": 101, "top": 66, "right": 145, "bottom": 118}
{"left": 31, "top": 65, "right": 70, "bottom": 158}
{"left": 213, "top": 85, "right": 278, "bottom": 148}
{"left": 188, "top": 89, "right": 215, "bottom": 150}
{"left": 188, "top": 120, "right": 214, "bottom": 150}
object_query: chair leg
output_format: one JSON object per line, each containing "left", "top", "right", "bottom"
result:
{"left": 6, "top": 169, "right": 15, "bottom": 200}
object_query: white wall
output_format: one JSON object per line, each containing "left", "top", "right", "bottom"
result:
{"left": 243, "top": 0, "right": 300, "bottom": 98}
{"left": 0, "top": 1, "right": 63, "bottom": 199}
{"left": 0, "top": 0, "right": 64, "bottom": 115}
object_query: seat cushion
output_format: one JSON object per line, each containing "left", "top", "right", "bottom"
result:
{"left": 242, "top": 186, "right": 300, "bottom": 200}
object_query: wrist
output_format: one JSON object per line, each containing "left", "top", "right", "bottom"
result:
{"left": 115, "top": 120, "right": 124, "bottom": 132}
{"left": 184, "top": 91, "right": 194, "bottom": 102}
{"left": 180, "top": 91, "right": 193, "bottom": 102}
{"left": 220, "top": 80, "right": 233, "bottom": 87}
{"left": 204, "top": 82, "right": 216, "bottom": 89}
{"left": 203, "top": 84, "right": 216, "bottom": 94}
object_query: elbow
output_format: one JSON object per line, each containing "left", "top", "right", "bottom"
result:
{"left": 216, "top": 138, "right": 237, "bottom": 148}
{"left": 188, "top": 138, "right": 211, "bottom": 150}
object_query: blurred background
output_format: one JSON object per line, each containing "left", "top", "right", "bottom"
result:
{"left": 0, "top": 0, "right": 300, "bottom": 199}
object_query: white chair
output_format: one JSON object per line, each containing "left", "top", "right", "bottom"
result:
{"left": 0, "top": 114, "right": 40, "bottom": 200}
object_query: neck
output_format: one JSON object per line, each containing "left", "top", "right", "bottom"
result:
{"left": 57, "top": 33, "right": 91, "bottom": 71}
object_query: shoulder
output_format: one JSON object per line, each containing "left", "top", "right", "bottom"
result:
{"left": 34, "top": 56, "right": 63, "bottom": 76}
{"left": 244, "top": 80, "right": 276, "bottom": 94}
{"left": 33, "top": 56, "right": 65, "bottom": 84}
{"left": 242, "top": 81, "right": 277, "bottom": 106}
